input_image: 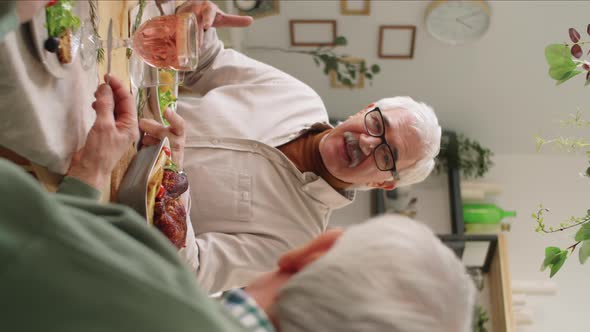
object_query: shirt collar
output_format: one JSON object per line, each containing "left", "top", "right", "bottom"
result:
{"left": 220, "top": 288, "right": 277, "bottom": 332}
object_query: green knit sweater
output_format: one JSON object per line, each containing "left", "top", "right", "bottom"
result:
{"left": 0, "top": 158, "right": 247, "bottom": 332}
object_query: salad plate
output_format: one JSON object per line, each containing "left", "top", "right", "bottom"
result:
{"left": 29, "top": 0, "right": 86, "bottom": 78}
{"left": 148, "top": 69, "right": 180, "bottom": 126}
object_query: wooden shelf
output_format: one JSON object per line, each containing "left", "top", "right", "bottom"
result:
{"left": 488, "top": 233, "right": 515, "bottom": 332}
{"left": 444, "top": 131, "right": 464, "bottom": 236}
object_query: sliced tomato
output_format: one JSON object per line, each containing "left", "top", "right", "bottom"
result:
{"left": 162, "top": 146, "right": 171, "bottom": 158}
{"left": 156, "top": 185, "right": 166, "bottom": 199}
{"left": 46, "top": 0, "right": 59, "bottom": 7}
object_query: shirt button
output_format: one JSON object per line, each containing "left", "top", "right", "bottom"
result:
{"left": 211, "top": 139, "right": 219, "bottom": 145}
{"left": 252, "top": 143, "right": 258, "bottom": 148}
{"left": 241, "top": 192, "right": 250, "bottom": 200}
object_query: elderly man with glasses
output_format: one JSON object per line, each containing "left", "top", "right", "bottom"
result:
{"left": 140, "top": 0, "right": 442, "bottom": 293}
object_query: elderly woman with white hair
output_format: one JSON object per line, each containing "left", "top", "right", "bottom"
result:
{"left": 140, "top": 0, "right": 442, "bottom": 294}
{"left": 223, "top": 214, "right": 476, "bottom": 332}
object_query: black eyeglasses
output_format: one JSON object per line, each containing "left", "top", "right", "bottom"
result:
{"left": 364, "top": 107, "right": 400, "bottom": 181}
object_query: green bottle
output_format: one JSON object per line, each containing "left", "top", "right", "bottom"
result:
{"left": 463, "top": 203, "right": 516, "bottom": 224}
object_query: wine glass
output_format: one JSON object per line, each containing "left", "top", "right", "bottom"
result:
{"left": 79, "top": 13, "right": 199, "bottom": 88}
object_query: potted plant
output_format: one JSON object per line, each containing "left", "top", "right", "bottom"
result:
{"left": 473, "top": 305, "right": 489, "bottom": 332}
{"left": 533, "top": 24, "right": 590, "bottom": 277}
{"left": 435, "top": 131, "right": 494, "bottom": 179}
{"left": 247, "top": 36, "right": 381, "bottom": 88}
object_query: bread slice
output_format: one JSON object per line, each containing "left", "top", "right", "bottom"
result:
{"left": 57, "top": 28, "right": 72, "bottom": 64}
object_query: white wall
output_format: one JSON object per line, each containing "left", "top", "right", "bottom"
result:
{"left": 487, "top": 154, "right": 589, "bottom": 332}
{"left": 407, "top": 153, "right": 589, "bottom": 331}
{"left": 241, "top": 0, "right": 590, "bottom": 154}
{"left": 230, "top": 1, "right": 590, "bottom": 330}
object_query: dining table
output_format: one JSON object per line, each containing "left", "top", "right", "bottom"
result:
{"left": 0, "top": 0, "right": 179, "bottom": 201}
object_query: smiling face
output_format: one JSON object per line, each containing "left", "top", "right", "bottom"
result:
{"left": 319, "top": 104, "right": 423, "bottom": 189}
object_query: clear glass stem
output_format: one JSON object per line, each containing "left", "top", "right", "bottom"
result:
{"left": 110, "top": 38, "right": 133, "bottom": 50}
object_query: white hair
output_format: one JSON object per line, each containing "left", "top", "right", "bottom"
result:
{"left": 376, "top": 96, "right": 441, "bottom": 187}
{"left": 274, "top": 215, "right": 476, "bottom": 332}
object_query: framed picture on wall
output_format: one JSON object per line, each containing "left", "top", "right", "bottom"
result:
{"left": 340, "top": 0, "right": 370, "bottom": 15}
{"left": 235, "top": 0, "right": 280, "bottom": 19}
{"left": 290, "top": 20, "right": 338, "bottom": 47}
{"left": 330, "top": 57, "right": 365, "bottom": 89}
{"left": 378, "top": 25, "right": 416, "bottom": 59}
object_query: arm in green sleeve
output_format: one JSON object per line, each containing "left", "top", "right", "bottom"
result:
{"left": 57, "top": 176, "right": 102, "bottom": 200}
{"left": 0, "top": 0, "right": 18, "bottom": 42}
{"left": 0, "top": 159, "right": 249, "bottom": 332}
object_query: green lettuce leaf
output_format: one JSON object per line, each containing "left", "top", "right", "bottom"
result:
{"left": 46, "top": 0, "right": 81, "bottom": 37}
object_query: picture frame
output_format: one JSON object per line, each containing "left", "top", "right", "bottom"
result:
{"left": 329, "top": 57, "right": 365, "bottom": 89}
{"left": 290, "top": 20, "right": 337, "bottom": 47}
{"left": 236, "top": 0, "right": 280, "bottom": 19}
{"left": 378, "top": 25, "right": 416, "bottom": 59}
{"left": 340, "top": 0, "right": 370, "bottom": 16}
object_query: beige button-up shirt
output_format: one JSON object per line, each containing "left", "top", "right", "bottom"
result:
{"left": 177, "top": 29, "right": 354, "bottom": 293}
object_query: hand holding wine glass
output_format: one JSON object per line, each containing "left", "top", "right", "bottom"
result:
{"left": 80, "top": 12, "right": 199, "bottom": 88}
{"left": 176, "top": 0, "right": 254, "bottom": 48}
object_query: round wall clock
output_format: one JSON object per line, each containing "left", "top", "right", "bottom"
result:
{"left": 425, "top": 0, "right": 491, "bottom": 45}
{"left": 233, "top": 0, "right": 260, "bottom": 12}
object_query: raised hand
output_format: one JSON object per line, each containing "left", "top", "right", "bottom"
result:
{"left": 139, "top": 109, "right": 186, "bottom": 169}
{"left": 67, "top": 74, "right": 139, "bottom": 190}
{"left": 176, "top": 0, "right": 254, "bottom": 48}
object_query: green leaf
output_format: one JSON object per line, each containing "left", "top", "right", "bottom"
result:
{"left": 158, "top": 85, "right": 177, "bottom": 127}
{"left": 574, "top": 223, "right": 590, "bottom": 241}
{"left": 545, "top": 44, "right": 577, "bottom": 70}
{"left": 46, "top": 0, "right": 82, "bottom": 37}
{"left": 555, "top": 70, "right": 582, "bottom": 85}
{"left": 365, "top": 72, "right": 373, "bottom": 79}
{"left": 541, "top": 247, "right": 568, "bottom": 277}
{"left": 334, "top": 36, "right": 347, "bottom": 46}
{"left": 545, "top": 44, "right": 578, "bottom": 81}
{"left": 163, "top": 160, "right": 178, "bottom": 172}
{"left": 371, "top": 64, "right": 381, "bottom": 74}
{"left": 327, "top": 58, "right": 338, "bottom": 71}
{"left": 550, "top": 251, "right": 567, "bottom": 277}
{"left": 579, "top": 240, "right": 590, "bottom": 264}
{"left": 541, "top": 246, "right": 561, "bottom": 271}
{"left": 313, "top": 57, "right": 320, "bottom": 66}
{"left": 360, "top": 61, "right": 367, "bottom": 72}
{"left": 342, "top": 78, "right": 352, "bottom": 87}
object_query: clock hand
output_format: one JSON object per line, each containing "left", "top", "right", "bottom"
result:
{"left": 457, "top": 10, "right": 482, "bottom": 20}
{"left": 456, "top": 17, "right": 473, "bottom": 29}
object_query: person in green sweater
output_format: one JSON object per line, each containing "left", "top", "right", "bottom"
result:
{"left": 0, "top": 3, "right": 249, "bottom": 330}
{"left": 0, "top": 2, "right": 248, "bottom": 330}
{"left": 0, "top": 73, "right": 249, "bottom": 331}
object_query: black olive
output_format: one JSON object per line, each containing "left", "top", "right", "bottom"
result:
{"left": 44, "top": 37, "right": 60, "bottom": 53}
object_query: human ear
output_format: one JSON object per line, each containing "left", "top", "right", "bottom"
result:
{"left": 368, "top": 180, "right": 396, "bottom": 191}
{"left": 278, "top": 229, "right": 343, "bottom": 273}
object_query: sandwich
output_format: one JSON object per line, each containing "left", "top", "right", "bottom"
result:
{"left": 146, "top": 146, "right": 189, "bottom": 249}
{"left": 44, "top": 0, "right": 81, "bottom": 64}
